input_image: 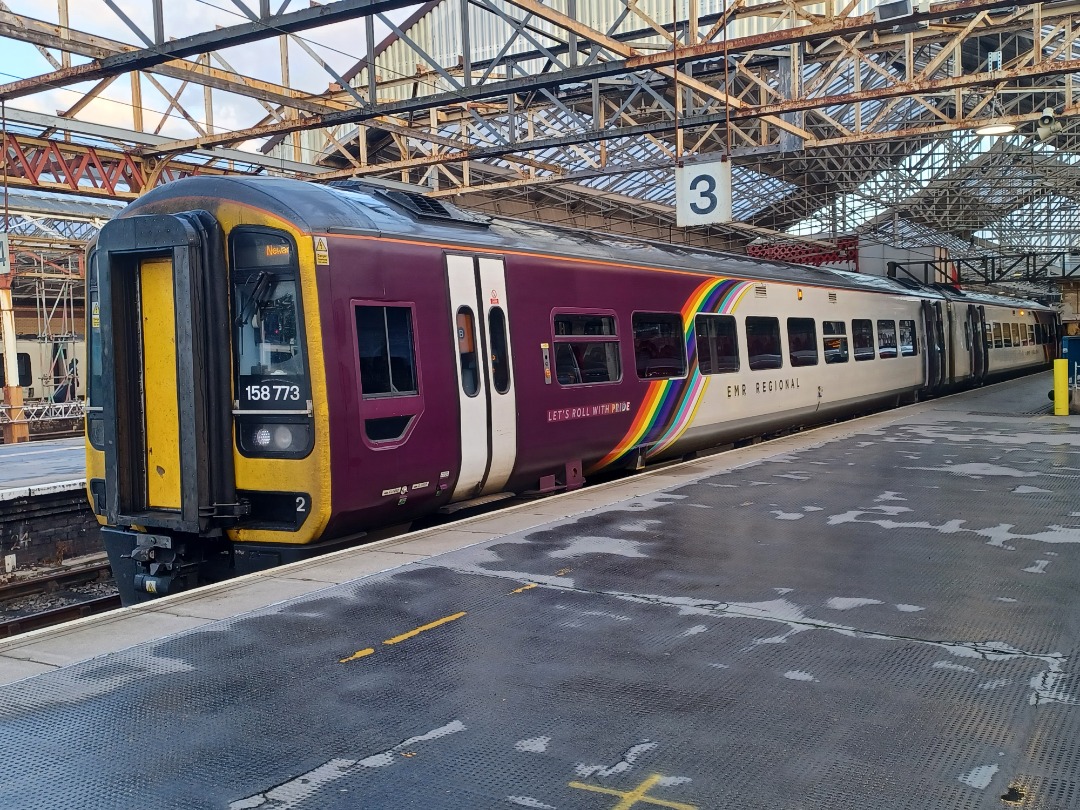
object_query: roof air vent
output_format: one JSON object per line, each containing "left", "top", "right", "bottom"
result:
{"left": 328, "top": 180, "right": 489, "bottom": 227}
{"left": 382, "top": 189, "right": 454, "bottom": 218}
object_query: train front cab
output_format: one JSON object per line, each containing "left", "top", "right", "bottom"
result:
{"left": 86, "top": 209, "right": 329, "bottom": 604}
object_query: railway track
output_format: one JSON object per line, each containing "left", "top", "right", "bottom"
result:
{"left": 0, "top": 558, "right": 120, "bottom": 638}
{"left": 0, "top": 594, "right": 123, "bottom": 638}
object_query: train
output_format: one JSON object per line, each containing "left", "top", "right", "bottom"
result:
{"left": 84, "top": 176, "right": 1059, "bottom": 604}
{"left": 0, "top": 334, "right": 85, "bottom": 402}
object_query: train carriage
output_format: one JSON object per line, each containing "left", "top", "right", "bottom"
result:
{"left": 0, "top": 335, "right": 85, "bottom": 402}
{"left": 84, "top": 176, "right": 1057, "bottom": 603}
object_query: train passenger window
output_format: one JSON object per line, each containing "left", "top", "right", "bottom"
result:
{"left": 356, "top": 305, "right": 419, "bottom": 398}
{"left": 822, "top": 321, "right": 849, "bottom": 364}
{"left": 633, "top": 313, "right": 687, "bottom": 379}
{"left": 1002, "top": 324, "right": 1013, "bottom": 348}
{"left": 963, "top": 321, "right": 972, "bottom": 351}
{"left": 746, "top": 317, "right": 783, "bottom": 370}
{"left": 787, "top": 318, "right": 818, "bottom": 366}
{"left": 899, "top": 320, "right": 918, "bottom": 356}
{"left": 992, "top": 323, "right": 1003, "bottom": 348}
{"left": 1028, "top": 324, "right": 1035, "bottom": 346}
{"left": 852, "top": 319, "right": 875, "bottom": 361}
{"left": 0, "top": 353, "right": 32, "bottom": 388}
{"left": 877, "top": 320, "right": 897, "bottom": 359}
{"left": 553, "top": 311, "right": 620, "bottom": 386}
{"left": 695, "top": 314, "right": 739, "bottom": 374}
{"left": 1035, "top": 323, "right": 1043, "bottom": 345}
{"left": 455, "top": 307, "right": 480, "bottom": 396}
{"left": 488, "top": 307, "right": 511, "bottom": 394}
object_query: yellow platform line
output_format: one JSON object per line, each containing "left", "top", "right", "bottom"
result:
{"left": 383, "top": 611, "right": 467, "bottom": 646}
{"left": 338, "top": 647, "right": 375, "bottom": 664}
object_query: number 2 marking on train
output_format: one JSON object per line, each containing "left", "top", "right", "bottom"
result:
{"left": 296, "top": 496, "right": 307, "bottom": 512}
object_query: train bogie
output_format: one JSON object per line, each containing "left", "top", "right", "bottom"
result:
{"left": 84, "top": 177, "right": 1058, "bottom": 604}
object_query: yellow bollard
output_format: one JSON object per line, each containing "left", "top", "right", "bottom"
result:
{"left": 1054, "top": 358, "right": 1070, "bottom": 416}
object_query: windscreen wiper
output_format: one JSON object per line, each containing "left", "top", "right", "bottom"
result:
{"left": 235, "top": 272, "right": 271, "bottom": 327}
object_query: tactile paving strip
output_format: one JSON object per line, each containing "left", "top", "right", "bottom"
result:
{"left": 0, "top": 376, "right": 1077, "bottom": 809}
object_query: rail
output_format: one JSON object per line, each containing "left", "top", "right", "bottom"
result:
{"left": 0, "top": 558, "right": 117, "bottom": 638}
{"left": 0, "top": 594, "right": 122, "bottom": 637}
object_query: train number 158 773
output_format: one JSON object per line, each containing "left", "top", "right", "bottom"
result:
{"left": 245, "top": 383, "right": 301, "bottom": 402}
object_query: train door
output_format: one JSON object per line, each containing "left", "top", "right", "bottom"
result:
{"left": 970, "top": 305, "right": 988, "bottom": 382}
{"left": 446, "top": 254, "right": 517, "bottom": 499}
{"left": 921, "top": 299, "right": 947, "bottom": 394}
{"left": 95, "top": 212, "right": 236, "bottom": 532}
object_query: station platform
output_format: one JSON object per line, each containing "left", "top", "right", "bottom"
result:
{"left": 0, "top": 435, "right": 85, "bottom": 498}
{"left": 0, "top": 436, "right": 97, "bottom": 567}
{"left": 0, "top": 372, "right": 1077, "bottom": 809}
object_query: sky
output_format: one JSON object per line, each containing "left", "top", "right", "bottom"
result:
{"left": 0, "top": 0, "right": 416, "bottom": 157}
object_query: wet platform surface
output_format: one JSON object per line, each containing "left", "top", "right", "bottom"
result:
{"left": 1, "top": 373, "right": 1078, "bottom": 809}
{"left": 0, "top": 436, "right": 84, "bottom": 495}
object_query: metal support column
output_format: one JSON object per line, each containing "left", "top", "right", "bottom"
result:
{"left": 0, "top": 276, "right": 29, "bottom": 443}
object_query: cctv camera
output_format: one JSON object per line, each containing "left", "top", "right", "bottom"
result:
{"left": 1039, "top": 107, "right": 1056, "bottom": 127}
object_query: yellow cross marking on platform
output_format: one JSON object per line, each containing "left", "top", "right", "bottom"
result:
{"left": 568, "top": 773, "right": 697, "bottom": 809}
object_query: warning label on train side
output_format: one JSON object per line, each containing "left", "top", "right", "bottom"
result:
{"left": 314, "top": 236, "right": 330, "bottom": 265}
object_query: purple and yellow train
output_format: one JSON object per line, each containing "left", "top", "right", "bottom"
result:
{"left": 85, "top": 176, "right": 1058, "bottom": 603}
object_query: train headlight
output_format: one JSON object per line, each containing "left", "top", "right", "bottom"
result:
{"left": 273, "top": 424, "right": 294, "bottom": 450}
{"left": 240, "top": 421, "right": 311, "bottom": 457}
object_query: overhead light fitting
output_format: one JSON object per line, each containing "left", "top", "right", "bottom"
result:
{"left": 973, "top": 93, "right": 1016, "bottom": 136}
{"left": 974, "top": 121, "right": 1017, "bottom": 136}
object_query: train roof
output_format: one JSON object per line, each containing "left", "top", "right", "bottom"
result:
{"left": 124, "top": 176, "right": 1052, "bottom": 311}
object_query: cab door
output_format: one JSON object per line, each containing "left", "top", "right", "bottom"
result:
{"left": 96, "top": 212, "right": 236, "bottom": 532}
{"left": 446, "top": 254, "right": 517, "bottom": 499}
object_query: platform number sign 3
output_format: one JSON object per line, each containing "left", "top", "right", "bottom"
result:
{"left": 675, "top": 161, "right": 733, "bottom": 227}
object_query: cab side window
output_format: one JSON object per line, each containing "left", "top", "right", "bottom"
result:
{"left": 354, "top": 303, "right": 421, "bottom": 444}
{"left": 356, "top": 305, "right": 418, "bottom": 398}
